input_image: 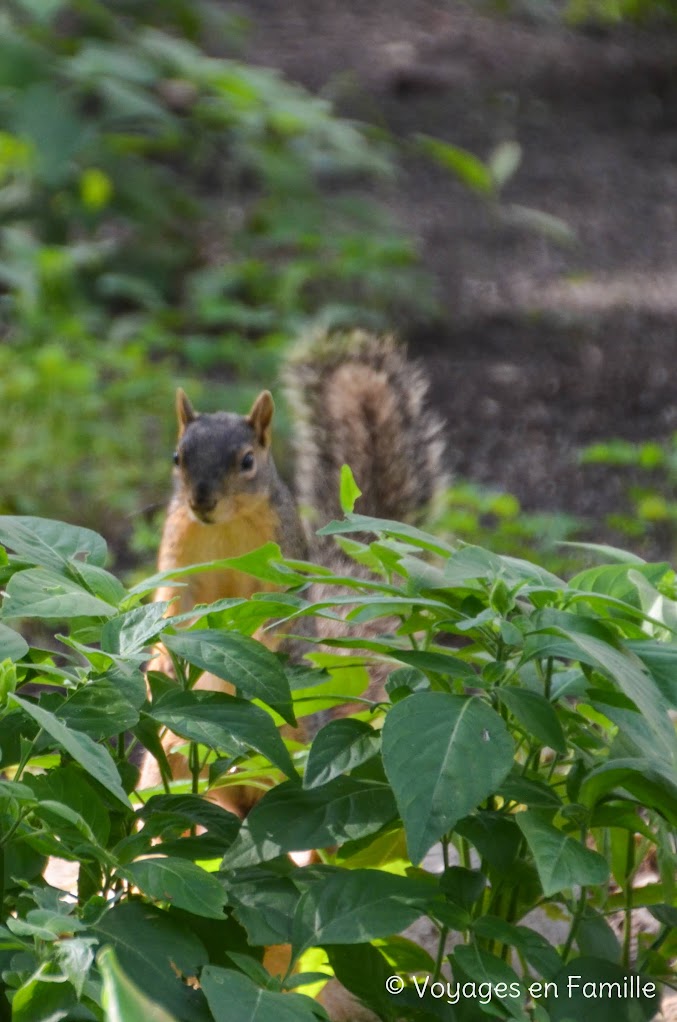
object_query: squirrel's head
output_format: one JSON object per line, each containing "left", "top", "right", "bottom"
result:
{"left": 172, "top": 388, "right": 276, "bottom": 525}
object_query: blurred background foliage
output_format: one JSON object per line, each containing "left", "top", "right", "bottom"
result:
{"left": 0, "top": 0, "right": 434, "bottom": 560}
{"left": 1, "top": 0, "right": 675, "bottom": 575}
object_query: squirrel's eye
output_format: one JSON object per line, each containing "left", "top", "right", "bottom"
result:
{"left": 173, "top": 451, "right": 180, "bottom": 466}
{"left": 241, "top": 452, "right": 255, "bottom": 472}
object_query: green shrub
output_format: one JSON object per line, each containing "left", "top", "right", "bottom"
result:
{"left": 0, "top": 511, "right": 675, "bottom": 1020}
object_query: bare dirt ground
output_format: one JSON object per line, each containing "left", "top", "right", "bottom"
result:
{"left": 235, "top": 0, "right": 677, "bottom": 559}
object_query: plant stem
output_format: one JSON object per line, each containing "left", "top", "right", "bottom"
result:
{"left": 622, "top": 831, "right": 635, "bottom": 969}
{"left": 561, "top": 886, "right": 587, "bottom": 962}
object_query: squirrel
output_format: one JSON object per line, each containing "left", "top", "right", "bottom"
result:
{"left": 140, "top": 330, "right": 447, "bottom": 806}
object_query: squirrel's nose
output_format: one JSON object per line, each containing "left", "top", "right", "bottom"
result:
{"left": 190, "top": 483, "right": 217, "bottom": 516}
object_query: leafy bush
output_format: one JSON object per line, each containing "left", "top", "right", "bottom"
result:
{"left": 0, "top": 1, "right": 434, "bottom": 549}
{"left": 0, "top": 512, "right": 675, "bottom": 1021}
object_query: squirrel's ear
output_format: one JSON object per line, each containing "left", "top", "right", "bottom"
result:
{"left": 176, "top": 388, "right": 196, "bottom": 435}
{"left": 247, "top": 390, "right": 274, "bottom": 447}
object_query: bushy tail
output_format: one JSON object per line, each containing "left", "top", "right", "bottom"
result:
{"left": 284, "top": 329, "right": 448, "bottom": 531}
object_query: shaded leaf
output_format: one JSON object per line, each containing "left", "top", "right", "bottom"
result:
{"left": 515, "top": 811, "right": 609, "bottom": 896}
{"left": 382, "top": 692, "right": 514, "bottom": 863}
{"left": 162, "top": 630, "right": 294, "bottom": 724}
{"left": 11, "top": 695, "right": 131, "bottom": 808}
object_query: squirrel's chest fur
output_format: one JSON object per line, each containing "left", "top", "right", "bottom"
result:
{"left": 156, "top": 494, "right": 281, "bottom": 613}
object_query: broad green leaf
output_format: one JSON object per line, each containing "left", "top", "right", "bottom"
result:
{"left": 201, "top": 966, "right": 327, "bottom": 1022}
{"left": 576, "top": 909, "right": 621, "bottom": 963}
{"left": 222, "top": 778, "right": 398, "bottom": 867}
{"left": 101, "top": 601, "right": 171, "bottom": 656}
{"left": 627, "top": 640, "right": 677, "bottom": 706}
{"left": 10, "top": 973, "right": 77, "bottom": 1022}
{"left": 291, "top": 870, "right": 432, "bottom": 957}
{"left": 57, "top": 678, "right": 139, "bottom": 740}
{"left": 0, "top": 779, "right": 35, "bottom": 801}
{"left": 0, "top": 515, "right": 107, "bottom": 569}
{"left": 497, "top": 688, "right": 567, "bottom": 754}
{"left": 544, "top": 959, "right": 659, "bottom": 1021}
{"left": 304, "top": 719, "right": 380, "bottom": 788}
{"left": 227, "top": 867, "right": 304, "bottom": 945}
{"left": 580, "top": 758, "right": 677, "bottom": 824}
{"left": 589, "top": 690, "right": 677, "bottom": 766}
{"left": 11, "top": 695, "right": 131, "bottom": 808}
{"left": 382, "top": 692, "right": 514, "bottom": 863}
{"left": 91, "top": 901, "right": 208, "bottom": 1022}
{"left": 388, "top": 648, "right": 477, "bottom": 681}
{"left": 7, "top": 908, "right": 85, "bottom": 941}
{"left": 162, "top": 629, "right": 294, "bottom": 724}
{"left": 0, "top": 622, "right": 28, "bottom": 661}
{"left": 28, "top": 765, "right": 111, "bottom": 845}
{"left": 451, "top": 944, "right": 527, "bottom": 1020}
{"left": 120, "top": 857, "right": 227, "bottom": 919}
{"left": 139, "top": 794, "right": 240, "bottom": 856}
{"left": 515, "top": 811, "right": 609, "bottom": 896}
{"left": 71, "top": 560, "right": 127, "bottom": 606}
{"left": 569, "top": 562, "right": 668, "bottom": 604}
{"left": 339, "top": 464, "right": 362, "bottom": 514}
{"left": 471, "top": 917, "right": 562, "bottom": 979}
{"left": 440, "top": 867, "right": 486, "bottom": 911}
{"left": 148, "top": 690, "right": 297, "bottom": 780}
{"left": 3, "top": 567, "right": 118, "bottom": 620}
{"left": 99, "top": 946, "right": 181, "bottom": 1022}
{"left": 317, "top": 512, "right": 454, "bottom": 556}
{"left": 325, "top": 943, "right": 400, "bottom": 1022}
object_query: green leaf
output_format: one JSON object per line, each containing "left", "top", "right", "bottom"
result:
{"left": 496, "top": 688, "right": 567, "bottom": 754}
{"left": 29, "top": 765, "right": 111, "bottom": 845}
{"left": 0, "top": 515, "right": 107, "bottom": 569}
{"left": 201, "top": 966, "right": 328, "bottom": 1022}
{"left": 451, "top": 944, "right": 527, "bottom": 1019}
{"left": 304, "top": 719, "right": 380, "bottom": 788}
{"left": 226, "top": 867, "right": 304, "bottom": 945}
{"left": 339, "top": 464, "right": 362, "bottom": 514}
{"left": 382, "top": 692, "right": 514, "bottom": 863}
{"left": 222, "top": 778, "right": 398, "bottom": 867}
{"left": 291, "top": 869, "right": 432, "bottom": 957}
{"left": 162, "top": 630, "right": 294, "bottom": 724}
{"left": 544, "top": 959, "right": 659, "bottom": 1021}
{"left": 139, "top": 794, "right": 240, "bottom": 856}
{"left": 99, "top": 946, "right": 181, "bottom": 1022}
{"left": 514, "top": 811, "right": 609, "bottom": 896}
{"left": 148, "top": 690, "right": 297, "bottom": 780}
{"left": 3, "top": 567, "right": 118, "bottom": 620}
{"left": 0, "top": 622, "right": 29, "bottom": 661}
{"left": 579, "top": 758, "right": 677, "bottom": 824}
{"left": 101, "top": 601, "right": 171, "bottom": 656}
{"left": 91, "top": 901, "right": 208, "bottom": 1022}
{"left": 120, "top": 857, "right": 227, "bottom": 919}
{"left": 325, "top": 943, "right": 400, "bottom": 1022}
{"left": 11, "top": 695, "right": 131, "bottom": 808}
{"left": 317, "top": 513, "right": 454, "bottom": 556}
{"left": 440, "top": 867, "right": 486, "bottom": 911}
{"left": 471, "top": 916, "right": 562, "bottom": 979}
{"left": 417, "top": 135, "right": 494, "bottom": 195}
{"left": 57, "top": 678, "right": 140, "bottom": 740}
{"left": 10, "top": 973, "right": 77, "bottom": 1022}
